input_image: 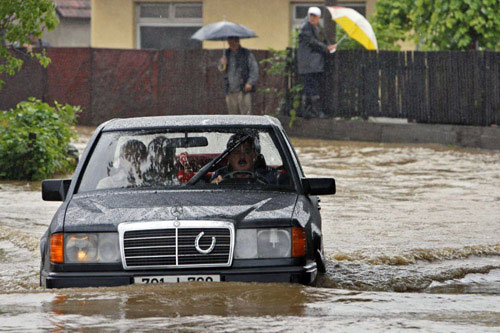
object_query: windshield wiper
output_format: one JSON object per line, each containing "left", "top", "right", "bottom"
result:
{"left": 186, "top": 134, "right": 250, "bottom": 185}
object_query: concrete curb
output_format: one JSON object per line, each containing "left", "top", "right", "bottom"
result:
{"left": 278, "top": 116, "right": 500, "bottom": 151}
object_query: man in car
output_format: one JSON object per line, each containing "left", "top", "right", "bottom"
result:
{"left": 210, "top": 133, "right": 286, "bottom": 185}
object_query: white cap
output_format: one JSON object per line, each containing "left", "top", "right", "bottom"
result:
{"left": 308, "top": 7, "right": 321, "bottom": 17}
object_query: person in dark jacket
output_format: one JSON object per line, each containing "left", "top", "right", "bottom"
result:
{"left": 297, "top": 7, "right": 336, "bottom": 119}
{"left": 219, "top": 37, "right": 259, "bottom": 115}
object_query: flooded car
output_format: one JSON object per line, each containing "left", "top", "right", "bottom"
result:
{"left": 39, "top": 115, "right": 335, "bottom": 288}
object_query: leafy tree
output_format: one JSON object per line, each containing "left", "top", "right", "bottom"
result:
{"left": 0, "top": 0, "right": 59, "bottom": 89}
{"left": 370, "top": 0, "right": 413, "bottom": 50}
{"left": 411, "top": 0, "right": 500, "bottom": 50}
{"left": 370, "top": 0, "right": 500, "bottom": 51}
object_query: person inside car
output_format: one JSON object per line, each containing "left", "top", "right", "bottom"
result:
{"left": 97, "top": 139, "right": 147, "bottom": 189}
{"left": 143, "top": 136, "right": 179, "bottom": 186}
{"left": 210, "top": 133, "right": 287, "bottom": 185}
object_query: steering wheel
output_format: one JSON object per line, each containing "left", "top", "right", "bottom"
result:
{"left": 221, "top": 171, "right": 268, "bottom": 184}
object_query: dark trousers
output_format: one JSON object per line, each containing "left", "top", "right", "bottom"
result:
{"left": 302, "top": 72, "right": 323, "bottom": 97}
{"left": 300, "top": 72, "right": 326, "bottom": 118}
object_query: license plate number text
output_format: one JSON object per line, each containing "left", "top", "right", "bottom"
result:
{"left": 135, "top": 275, "right": 220, "bottom": 284}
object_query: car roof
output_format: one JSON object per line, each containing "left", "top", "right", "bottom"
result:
{"left": 102, "top": 115, "right": 283, "bottom": 131}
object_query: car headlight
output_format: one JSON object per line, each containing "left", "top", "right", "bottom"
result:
{"left": 64, "top": 233, "right": 120, "bottom": 263}
{"left": 235, "top": 228, "right": 299, "bottom": 259}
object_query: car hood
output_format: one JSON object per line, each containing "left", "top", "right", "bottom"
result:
{"left": 64, "top": 189, "right": 298, "bottom": 231}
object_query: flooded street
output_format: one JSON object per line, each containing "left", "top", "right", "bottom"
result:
{"left": 1, "top": 131, "right": 499, "bottom": 331}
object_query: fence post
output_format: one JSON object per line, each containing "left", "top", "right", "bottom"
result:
{"left": 283, "top": 47, "right": 292, "bottom": 116}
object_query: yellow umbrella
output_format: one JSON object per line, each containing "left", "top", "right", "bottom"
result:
{"left": 327, "top": 6, "right": 378, "bottom": 50}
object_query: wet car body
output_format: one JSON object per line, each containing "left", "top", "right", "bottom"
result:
{"left": 40, "top": 115, "right": 335, "bottom": 288}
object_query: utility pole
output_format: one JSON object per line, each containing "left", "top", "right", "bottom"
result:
{"left": 323, "top": 0, "right": 337, "bottom": 117}
{"left": 324, "top": 0, "right": 337, "bottom": 43}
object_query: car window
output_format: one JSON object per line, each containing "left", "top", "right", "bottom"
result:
{"left": 77, "top": 129, "right": 294, "bottom": 192}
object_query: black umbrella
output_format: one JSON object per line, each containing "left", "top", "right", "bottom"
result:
{"left": 191, "top": 21, "right": 257, "bottom": 41}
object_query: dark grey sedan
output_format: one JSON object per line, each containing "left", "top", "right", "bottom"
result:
{"left": 40, "top": 115, "right": 335, "bottom": 288}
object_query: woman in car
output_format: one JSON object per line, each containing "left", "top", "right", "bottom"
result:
{"left": 143, "top": 136, "right": 179, "bottom": 186}
{"left": 97, "top": 139, "right": 147, "bottom": 189}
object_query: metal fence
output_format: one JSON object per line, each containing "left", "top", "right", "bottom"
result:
{"left": 0, "top": 48, "right": 281, "bottom": 126}
{"left": 0, "top": 48, "right": 498, "bottom": 126}
{"left": 318, "top": 50, "right": 500, "bottom": 126}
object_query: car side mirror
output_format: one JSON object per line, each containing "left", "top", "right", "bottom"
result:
{"left": 302, "top": 178, "right": 336, "bottom": 195}
{"left": 42, "top": 179, "right": 72, "bottom": 201}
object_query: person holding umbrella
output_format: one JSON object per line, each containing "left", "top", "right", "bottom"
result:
{"left": 297, "top": 7, "right": 337, "bottom": 119}
{"left": 191, "top": 21, "right": 259, "bottom": 115}
{"left": 219, "top": 37, "right": 259, "bottom": 115}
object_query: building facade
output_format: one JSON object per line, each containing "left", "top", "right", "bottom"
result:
{"left": 43, "top": 0, "right": 91, "bottom": 47}
{"left": 91, "top": 0, "right": 376, "bottom": 50}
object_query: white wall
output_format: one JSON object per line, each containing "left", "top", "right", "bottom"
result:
{"left": 43, "top": 18, "right": 90, "bottom": 47}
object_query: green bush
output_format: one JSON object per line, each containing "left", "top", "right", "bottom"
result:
{"left": 0, "top": 97, "right": 81, "bottom": 180}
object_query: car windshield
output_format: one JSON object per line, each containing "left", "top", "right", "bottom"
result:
{"left": 77, "top": 128, "right": 294, "bottom": 192}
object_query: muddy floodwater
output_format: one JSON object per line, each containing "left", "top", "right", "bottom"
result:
{"left": 0, "top": 130, "right": 499, "bottom": 332}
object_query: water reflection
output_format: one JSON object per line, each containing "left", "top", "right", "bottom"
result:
{"left": 32, "top": 284, "right": 500, "bottom": 331}
{"left": 47, "top": 283, "right": 308, "bottom": 318}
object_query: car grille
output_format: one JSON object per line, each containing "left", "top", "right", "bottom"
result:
{"left": 118, "top": 221, "right": 234, "bottom": 269}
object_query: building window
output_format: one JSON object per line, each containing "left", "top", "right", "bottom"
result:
{"left": 137, "top": 2, "right": 202, "bottom": 50}
{"left": 292, "top": 2, "right": 324, "bottom": 29}
{"left": 292, "top": 2, "right": 366, "bottom": 29}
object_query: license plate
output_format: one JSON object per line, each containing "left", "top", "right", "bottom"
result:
{"left": 134, "top": 275, "right": 220, "bottom": 284}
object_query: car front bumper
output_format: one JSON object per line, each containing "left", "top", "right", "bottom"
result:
{"left": 41, "top": 263, "right": 318, "bottom": 289}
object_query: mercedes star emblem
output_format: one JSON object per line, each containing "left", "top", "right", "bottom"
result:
{"left": 171, "top": 205, "right": 183, "bottom": 219}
